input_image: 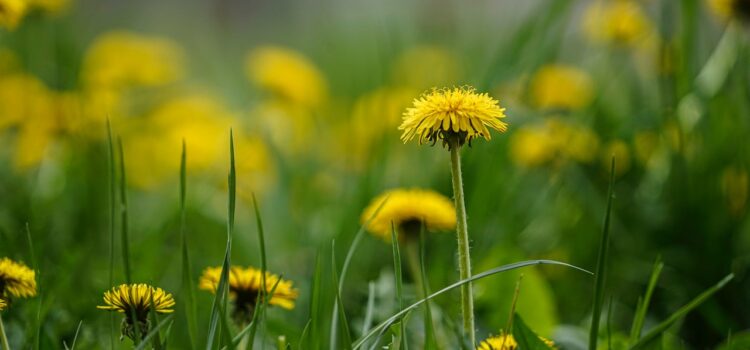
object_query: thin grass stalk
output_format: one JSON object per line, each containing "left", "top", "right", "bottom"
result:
{"left": 117, "top": 138, "right": 132, "bottom": 284}
{"left": 448, "top": 139, "right": 475, "bottom": 346}
{"left": 179, "top": 141, "right": 199, "bottom": 350}
{"left": 0, "top": 315, "right": 10, "bottom": 350}
{"left": 106, "top": 120, "right": 116, "bottom": 350}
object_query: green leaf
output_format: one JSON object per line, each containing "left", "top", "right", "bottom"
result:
{"left": 629, "top": 257, "right": 663, "bottom": 343}
{"left": 511, "top": 313, "right": 555, "bottom": 350}
{"left": 332, "top": 241, "right": 353, "bottom": 349}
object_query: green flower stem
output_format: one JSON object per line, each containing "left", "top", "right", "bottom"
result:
{"left": 449, "top": 140, "right": 476, "bottom": 347}
{"left": 0, "top": 314, "right": 10, "bottom": 350}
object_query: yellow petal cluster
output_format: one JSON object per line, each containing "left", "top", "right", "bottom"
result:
{"left": 530, "top": 64, "right": 594, "bottom": 111}
{"left": 361, "top": 188, "right": 456, "bottom": 241}
{"left": 477, "top": 332, "right": 556, "bottom": 350}
{"left": 245, "top": 46, "right": 327, "bottom": 108}
{"left": 96, "top": 284, "right": 175, "bottom": 315}
{"left": 0, "top": 257, "right": 37, "bottom": 299}
{"left": 399, "top": 87, "right": 508, "bottom": 148}
{"left": 199, "top": 266, "right": 298, "bottom": 310}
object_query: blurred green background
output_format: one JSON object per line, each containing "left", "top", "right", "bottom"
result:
{"left": 0, "top": 0, "right": 748, "bottom": 348}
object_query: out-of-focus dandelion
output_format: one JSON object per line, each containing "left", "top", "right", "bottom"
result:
{"left": 97, "top": 284, "right": 175, "bottom": 342}
{"left": 721, "top": 166, "right": 748, "bottom": 217}
{"left": 0, "top": 257, "right": 37, "bottom": 300}
{"left": 509, "top": 126, "right": 555, "bottom": 168}
{"left": 477, "top": 331, "right": 556, "bottom": 350}
{"left": 199, "top": 266, "right": 298, "bottom": 325}
{"left": 708, "top": 0, "right": 750, "bottom": 23}
{"left": 245, "top": 46, "right": 328, "bottom": 108}
{"left": 601, "top": 140, "right": 631, "bottom": 176}
{"left": 583, "top": 0, "right": 654, "bottom": 48}
{"left": 251, "top": 100, "right": 316, "bottom": 156}
{"left": 391, "top": 46, "right": 462, "bottom": 89}
{"left": 27, "top": 0, "right": 71, "bottom": 14}
{"left": 399, "top": 86, "right": 507, "bottom": 149}
{"left": 400, "top": 86, "right": 507, "bottom": 346}
{"left": 509, "top": 118, "right": 600, "bottom": 170}
{"left": 0, "top": 0, "right": 28, "bottom": 29}
{"left": 361, "top": 188, "right": 456, "bottom": 241}
{"left": 547, "top": 118, "right": 600, "bottom": 164}
{"left": 530, "top": 64, "right": 594, "bottom": 111}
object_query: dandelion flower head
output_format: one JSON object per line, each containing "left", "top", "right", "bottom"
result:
{"left": 399, "top": 86, "right": 508, "bottom": 149}
{"left": 477, "top": 332, "right": 556, "bottom": 350}
{"left": 530, "top": 64, "right": 594, "bottom": 111}
{"left": 583, "top": 1, "right": 653, "bottom": 47}
{"left": 0, "top": 0, "right": 28, "bottom": 29}
{"left": 245, "top": 46, "right": 328, "bottom": 108}
{"left": 361, "top": 188, "right": 456, "bottom": 241}
{"left": 0, "top": 257, "right": 37, "bottom": 300}
{"left": 96, "top": 284, "right": 175, "bottom": 316}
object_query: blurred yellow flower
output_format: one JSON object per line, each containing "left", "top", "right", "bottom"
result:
{"left": 708, "top": 0, "right": 750, "bottom": 23}
{"left": 400, "top": 87, "right": 508, "bottom": 148}
{"left": 0, "top": 257, "right": 37, "bottom": 300}
{"left": 0, "top": 73, "right": 53, "bottom": 131}
{"left": 232, "top": 135, "right": 276, "bottom": 200}
{"left": 509, "top": 126, "right": 555, "bottom": 168}
{"left": 245, "top": 46, "right": 328, "bottom": 108}
{"left": 199, "top": 266, "right": 298, "bottom": 323}
{"left": 82, "top": 31, "right": 185, "bottom": 89}
{"left": 0, "top": 0, "right": 27, "bottom": 29}
{"left": 391, "top": 46, "right": 461, "bottom": 89}
{"left": 97, "top": 283, "right": 175, "bottom": 341}
{"left": 721, "top": 167, "right": 748, "bottom": 216}
{"left": 252, "top": 100, "right": 315, "bottom": 155}
{"left": 634, "top": 131, "right": 659, "bottom": 166}
{"left": 601, "top": 139, "right": 631, "bottom": 176}
{"left": 27, "top": 0, "right": 70, "bottom": 13}
{"left": 477, "top": 332, "right": 556, "bottom": 350}
{"left": 548, "top": 118, "right": 600, "bottom": 163}
{"left": 530, "top": 64, "right": 594, "bottom": 110}
{"left": 583, "top": 0, "right": 654, "bottom": 47}
{"left": 361, "top": 188, "right": 456, "bottom": 241}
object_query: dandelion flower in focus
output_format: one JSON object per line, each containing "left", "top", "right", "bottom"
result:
{"left": 399, "top": 87, "right": 508, "bottom": 149}
{"left": 199, "top": 266, "right": 298, "bottom": 324}
{"left": 97, "top": 284, "right": 175, "bottom": 341}
{"left": 477, "top": 332, "right": 556, "bottom": 350}
{"left": 583, "top": 1, "right": 653, "bottom": 47}
{"left": 245, "top": 46, "right": 328, "bottom": 108}
{"left": 0, "top": 258, "right": 37, "bottom": 301}
{"left": 530, "top": 64, "right": 594, "bottom": 111}
{"left": 0, "top": 0, "right": 28, "bottom": 29}
{"left": 708, "top": 0, "right": 750, "bottom": 23}
{"left": 361, "top": 188, "right": 456, "bottom": 241}
{"left": 82, "top": 31, "right": 185, "bottom": 89}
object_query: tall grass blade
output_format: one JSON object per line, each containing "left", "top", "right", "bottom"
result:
{"left": 206, "top": 131, "right": 236, "bottom": 350}
{"left": 361, "top": 282, "right": 376, "bottom": 337}
{"left": 308, "top": 251, "right": 325, "bottom": 350}
{"left": 353, "top": 260, "right": 591, "bottom": 349}
{"left": 298, "top": 320, "right": 312, "bottom": 350}
{"left": 179, "top": 140, "right": 199, "bottom": 350}
{"left": 629, "top": 257, "right": 663, "bottom": 343}
{"left": 25, "top": 223, "right": 41, "bottom": 350}
{"left": 331, "top": 241, "right": 353, "bottom": 349}
{"left": 247, "top": 193, "right": 269, "bottom": 347}
{"left": 134, "top": 315, "right": 175, "bottom": 350}
{"left": 330, "top": 195, "right": 389, "bottom": 349}
{"left": 390, "top": 225, "right": 407, "bottom": 350}
{"left": 65, "top": 321, "right": 83, "bottom": 350}
{"left": 117, "top": 137, "right": 132, "bottom": 284}
{"left": 419, "top": 228, "right": 437, "bottom": 350}
{"left": 106, "top": 120, "right": 116, "bottom": 350}
{"left": 630, "top": 273, "right": 734, "bottom": 349}
{"left": 589, "top": 157, "right": 616, "bottom": 350}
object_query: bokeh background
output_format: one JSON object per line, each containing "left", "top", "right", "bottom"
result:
{"left": 0, "top": 0, "right": 748, "bottom": 348}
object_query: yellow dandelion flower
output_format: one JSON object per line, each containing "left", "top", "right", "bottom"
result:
{"left": 0, "top": 0, "right": 28, "bottom": 30}
{"left": 399, "top": 87, "right": 508, "bottom": 149}
{"left": 199, "top": 266, "right": 298, "bottom": 323}
{"left": 583, "top": 1, "right": 654, "bottom": 47}
{"left": 245, "top": 46, "right": 328, "bottom": 108}
{"left": 509, "top": 126, "right": 555, "bottom": 168}
{"left": 477, "top": 332, "right": 556, "bottom": 350}
{"left": 82, "top": 31, "right": 185, "bottom": 89}
{"left": 97, "top": 284, "right": 175, "bottom": 341}
{"left": 391, "top": 46, "right": 462, "bottom": 89}
{"left": 361, "top": 188, "right": 456, "bottom": 241}
{"left": 0, "top": 258, "right": 37, "bottom": 300}
{"left": 708, "top": 0, "right": 750, "bottom": 23}
{"left": 530, "top": 64, "right": 594, "bottom": 111}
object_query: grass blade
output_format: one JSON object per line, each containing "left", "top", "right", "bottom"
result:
{"left": 179, "top": 140, "right": 199, "bottom": 349}
{"left": 361, "top": 282, "right": 376, "bottom": 337}
{"left": 247, "top": 193, "right": 268, "bottom": 347}
{"left": 629, "top": 256, "right": 663, "bottom": 343}
{"left": 206, "top": 131, "right": 236, "bottom": 350}
{"left": 630, "top": 273, "right": 735, "bottom": 349}
{"left": 589, "top": 157, "right": 616, "bottom": 350}
{"left": 298, "top": 320, "right": 312, "bottom": 350}
{"left": 390, "top": 225, "right": 407, "bottom": 350}
{"left": 65, "top": 320, "right": 83, "bottom": 350}
{"left": 419, "top": 228, "right": 437, "bottom": 350}
{"left": 134, "top": 315, "right": 175, "bottom": 350}
{"left": 331, "top": 241, "right": 353, "bottom": 349}
{"left": 308, "top": 251, "right": 325, "bottom": 350}
{"left": 353, "top": 259, "right": 591, "bottom": 349}
{"left": 25, "top": 223, "right": 41, "bottom": 350}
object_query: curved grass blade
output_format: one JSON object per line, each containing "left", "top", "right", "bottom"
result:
{"left": 361, "top": 282, "right": 376, "bottom": 337}
{"left": 629, "top": 256, "right": 663, "bottom": 343}
{"left": 246, "top": 193, "right": 268, "bottom": 347}
{"left": 298, "top": 320, "right": 312, "bottom": 350}
{"left": 630, "top": 273, "right": 734, "bottom": 350}
{"left": 589, "top": 157, "right": 616, "bottom": 350}
{"left": 390, "top": 225, "right": 406, "bottom": 350}
{"left": 330, "top": 195, "right": 389, "bottom": 348}
{"left": 353, "top": 260, "right": 591, "bottom": 349}
{"left": 332, "top": 241, "right": 353, "bottom": 349}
